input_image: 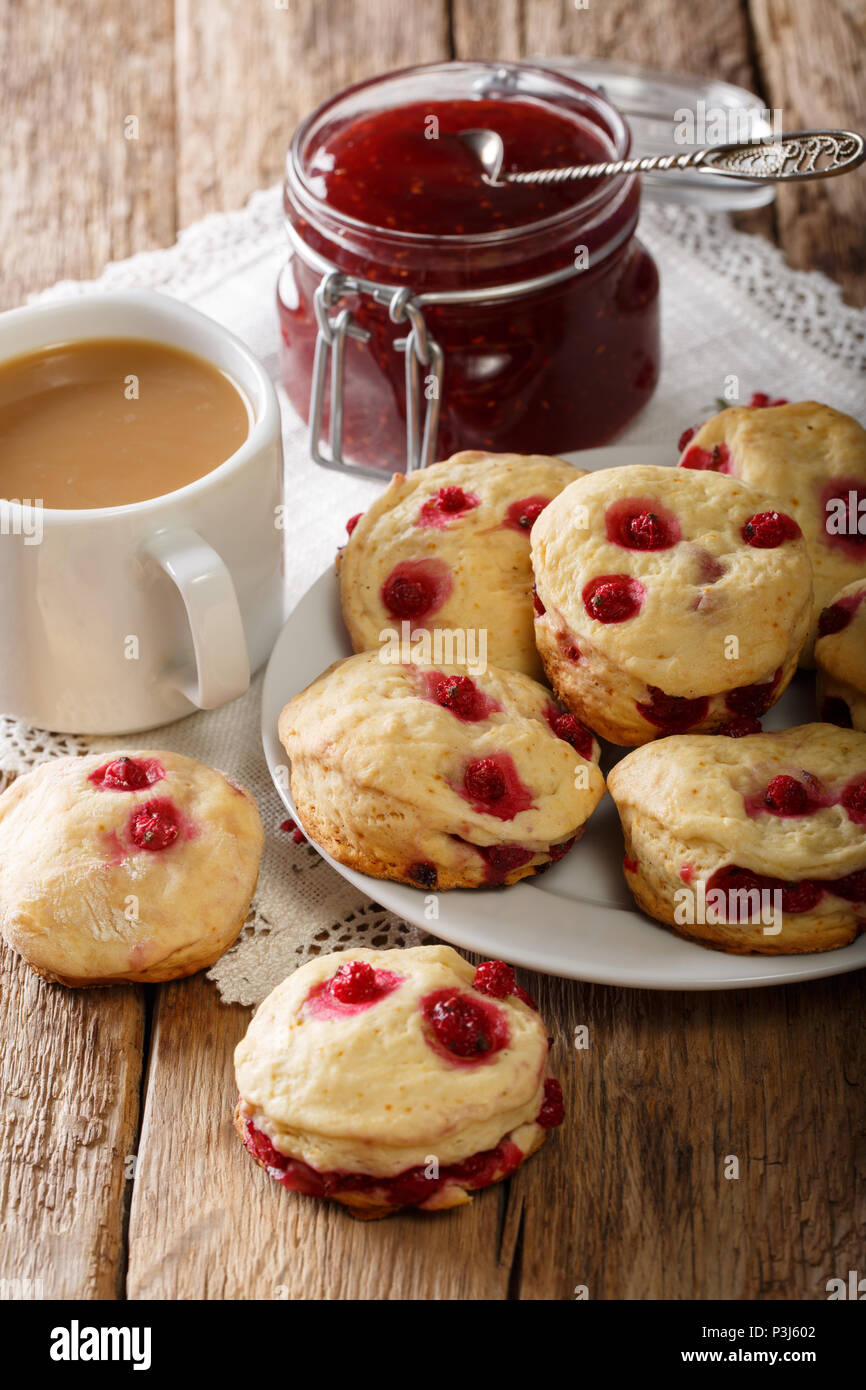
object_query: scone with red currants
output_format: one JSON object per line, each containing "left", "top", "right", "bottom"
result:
{"left": 531, "top": 464, "right": 813, "bottom": 746}
{"left": 0, "top": 751, "right": 264, "bottom": 985}
{"left": 608, "top": 724, "right": 866, "bottom": 955}
{"left": 278, "top": 651, "right": 604, "bottom": 889}
{"left": 678, "top": 400, "right": 866, "bottom": 663}
{"left": 234, "top": 945, "right": 564, "bottom": 1218}
{"left": 339, "top": 450, "right": 581, "bottom": 680}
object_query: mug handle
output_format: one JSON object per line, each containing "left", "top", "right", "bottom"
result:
{"left": 142, "top": 528, "right": 250, "bottom": 709}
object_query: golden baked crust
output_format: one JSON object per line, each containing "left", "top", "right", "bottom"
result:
{"left": 531, "top": 464, "right": 812, "bottom": 745}
{"left": 814, "top": 580, "right": 866, "bottom": 730}
{"left": 0, "top": 751, "right": 264, "bottom": 986}
{"left": 339, "top": 450, "right": 581, "bottom": 680}
{"left": 287, "top": 786, "right": 585, "bottom": 891}
{"left": 233, "top": 945, "right": 552, "bottom": 1218}
{"left": 678, "top": 401, "right": 866, "bottom": 664}
{"left": 278, "top": 651, "right": 605, "bottom": 890}
{"left": 608, "top": 724, "right": 866, "bottom": 954}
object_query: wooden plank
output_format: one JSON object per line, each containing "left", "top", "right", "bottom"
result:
{"left": 0, "top": 0, "right": 171, "bottom": 1300}
{"left": 451, "top": 0, "right": 776, "bottom": 244}
{"left": 0, "top": 0, "right": 176, "bottom": 310}
{"left": 0, "top": 939, "right": 145, "bottom": 1299}
{"left": 128, "top": 963, "right": 866, "bottom": 1301}
{"left": 174, "top": 0, "right": 452, "bottom": 225}
{"left": 749, "top": 0, "right": 866, "bottom": 306}
{"left": 126, "top": 972, "right": 512, "bottom": 1300}
{"left": 510, "top": 972, "right": 866, "bottom": 1299}
{"left": 452, "top": 0, "right": 763, "bottom": 92}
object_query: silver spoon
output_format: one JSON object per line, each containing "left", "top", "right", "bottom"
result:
{"left": 459, "top": 127, "right": 866, "bottom": 187}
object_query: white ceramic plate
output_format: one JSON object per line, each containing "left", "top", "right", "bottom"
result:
{"left": 262, "top": 444, "right": 866, "bottom": 990}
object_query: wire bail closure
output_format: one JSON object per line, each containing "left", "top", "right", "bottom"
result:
{"left": 290, "top": 211, "right": 635, "bottom": 478}
{"left": 310, "top": 271, "right": 444, "bottom": 478}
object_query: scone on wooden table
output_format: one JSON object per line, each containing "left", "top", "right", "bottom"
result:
{"left": 608, "top": 724, "right": 866, "bottom": 955}
{"left": 531, "top": 464, "right": 813, "bottom": 746}
{"left": 338, "top": 450, "right": 582, "bottom": 680}
{"left": 677, "top": 401, "right": 866, "bottom": 663}
{"left": 234, "top": 944, "right": 564, "bottom": 1218}
{"left": 278, "top": 651, "right": 605, "bottom": 889}
{"left": 814, "top": 581, "right": 866, "bottom": 731}
{"left": 0, "top": 752, "right": 264, "bottom": 986}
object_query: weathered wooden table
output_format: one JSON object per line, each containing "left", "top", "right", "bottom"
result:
{"left": 1, "top": 1, "right": 864, "bottom": 1301}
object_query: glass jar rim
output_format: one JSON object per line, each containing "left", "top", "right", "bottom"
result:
{"left": 285, "top": 59, "right": 635, "bottom": 252}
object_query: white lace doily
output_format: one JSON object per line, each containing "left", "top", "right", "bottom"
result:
{"left": 5, "top": 185, "right": 864, "bottom": 1005}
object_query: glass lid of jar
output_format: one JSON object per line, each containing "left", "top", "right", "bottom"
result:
{"left": 529, "top": 57, "right": 777, "bottom": 210}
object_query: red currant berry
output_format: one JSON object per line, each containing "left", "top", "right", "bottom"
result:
{"left": 831, "top": 870, "right": 866, "bottom": 903}
{"left": 680, "top": 442, "right": 730, "bottom": 472}
{"left": 481, "top": 845, "right": 535, "bottom": 879}
{"left": 429, "top": 993, "right": 494, "bottom": 1057}
{"left": 90, "top": 756, "right": 164, "bottom": 791}
{"left": 706, "top": 865, "right": 766, "bottom": 921}
{"left": 780, "top": 880, "right": 821, "bottom": 914}
{"left": 383, "top": 577, "right": 429, "bottom": 617}
{"left": 518, "top": 501, "right": 544, "bottom": 528}
{"left": 505, "top": 495, "right": 551, "bottom": 532}
{"left": 464, "top": 758, "right": 506, "bottom": 803}
{"left": 552, "top": 712, "right": 594, "bottom": 759}
{"left": 435, "top": 675, "right": 486, "bottom": 721}
{"left": 330, "top": 960, "right": 378, "bottom": 1004}
{"left": 245, "top": 1120, "right": 288, "bottom": 1171}
{"left": 841, "top": 776, "right": 866, "bottom": 822}
{"left": 538, "top": 1078, "right": 565, "bottom": 1129}
{"left": 548, "top": 838, "right": 575, "bottom": 863}
{"left": 741, "top": 511, "right": 801, "bottom": 548}
{"left": 637, "top": 687, "right": 709, "bottom": 732}
{"left": 764, "top": 775, "right": 808, "bottom": 815}
{"left": 724, "top": 670, "right": 781, "bottom": 717}
{"left": 606, "top": 499, "right": 680, "bottom": 552}
{"left": 407, "top": 861, "right": 438, "bottom": 889}
{"left": 626, "top": 511, "right": 666, "bottom": 549}
{"left": 418, "top": 486, "right": 478, "bottom": 526}
{"left": 473, "top": 960, "right": 516, "bottom": 998}
{"left": 129, "top": 798, "right": 179, "bottom": 851}
{"left": 107, "top": 757, "right": 150, "bottom": 790}
{"left": 381, "top": 560, "right": 450, "bottom": 619}
{"left": 438, "top": 485, "right": 471, "bottom": 513}
{"left": 817, "top": 603, "right": 853, "bottom": 637}
{"left": 582, "top": 574, "right": 645, "bottom": 623}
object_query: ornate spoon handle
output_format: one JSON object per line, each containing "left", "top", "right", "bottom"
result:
{"left": 490, "top": 130, "right": 866, "bottom": 185}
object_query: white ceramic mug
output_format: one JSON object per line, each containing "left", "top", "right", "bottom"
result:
{"left": 0, "top": 290, "right": 285, "bottom": 734}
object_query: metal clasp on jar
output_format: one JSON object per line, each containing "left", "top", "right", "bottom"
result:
{"left": 310, "top": 270, "right": 444, "bottom": 478}
{"left": 289, "top": 214, "right": 635, "bottom": 478}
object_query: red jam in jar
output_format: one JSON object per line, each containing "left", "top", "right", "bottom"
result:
{"left": 279, "top": 61, "right": 660, "bottom": 474}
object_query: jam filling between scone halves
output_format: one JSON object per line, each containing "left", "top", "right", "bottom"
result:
{"left": 243, "top": 960, "right": 563, "bottom": 1207}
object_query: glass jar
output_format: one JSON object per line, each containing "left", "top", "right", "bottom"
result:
{"left": 279, "top": 61, "right": 660, "bottom": 477}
